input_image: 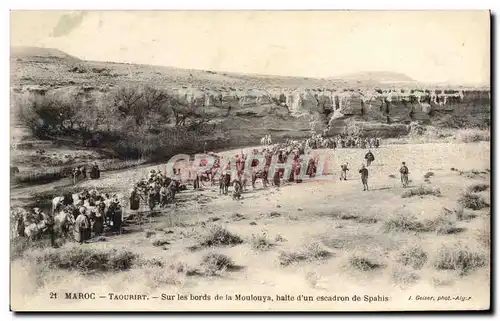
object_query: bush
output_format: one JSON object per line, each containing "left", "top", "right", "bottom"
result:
{"left": 383, "top": 214, "right": 428, "bottom": 233}
{"left": 401, "top": 186, "right": 441, "bottom": 198}
{"left": 455, "top": 129, "right": 490, "bottom": 143}
{"left": 423, "top": 172, "right": 434, "bottom": 179}
{"left": 26, "top": 246, "right": 137, "bottom": 273}
{"left": 200, "top": 252, "right": 235, "bottom": 276}
{"left": 144, "top": 230, "right": 156, "bottom": 238}
{"left": 392, "top": 266, "right": 420, "bottom": 286}
{"left": 152, "top": 239, "right": 170, "bottom": 247}
{"left": 348, "top": 255, "right": 384, "bottom": 271}
{"left": 134, "top": 260, "right": 191, "bottom": 288}
{"left": 433, "top": 245, "right": 487, "bottom": 275}
{"left": 383, "top": 214, "right": 458, "bottom": 234}
{"left": 423, "top": 217, "right": 463, "bottom": 235}
{"left": 356, "top": 216, "right": 379, "bottom": 224}
{"left": 466, "top": 184, "right": 489, "bottom": 193}
{"left": 303, "top": 243, "right": 332, "bottom": 260}
{"left": 200, "top": 226, "right": 243, "bottom": 247}
{"left": 396, "top": 246, "right": 428, "bottom": 269}
{"left": 14, "top": 85, "right": 227, "bottom": 162}
{"left": 278, "top": 243, "right": 331, "bottom": 266}
{"left": 12, "top": 167, "right": 71, "bottom": 185}
{"left": 455, "top": 207, "right": 477, "bottom": 221}
{"left": 279, "top": 251, "right": 307, "bottom": 266}
{"left": 457, "top": 192, "right": 488, "bottom": 210}
{"left": 11, "top": 237, "right": 56, "bottom": 260}
{"left": 141, "top": 266, "right": 184, "bottom": 288}
{"left": 250, "top": 233, "right": 275, "bottom": 251}
{"left": 476, "top": 225, "right": 490, "bottom": 248}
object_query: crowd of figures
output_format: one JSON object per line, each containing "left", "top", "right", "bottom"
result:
{"left": 11, "top": 189, "right": 123, "bottom": 245}
{"left": 302, "top": 134, "right": 381, "bottom": 150}
{"left": 12, "top": 133, "right": 404, "bottom": 248}
{"left": 129, "top": 169, "right": 187, "bottom": 211}
{"left": 190, "top": 133, "right": 384, "bottom": 198}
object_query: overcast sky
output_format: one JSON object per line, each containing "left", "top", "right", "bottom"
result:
{"left": 10, "top": 10, "right": 490, "bottom": 85}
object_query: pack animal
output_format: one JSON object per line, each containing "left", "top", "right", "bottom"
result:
{"left": 219, "top": 173, "right": 231, "bottom": 195}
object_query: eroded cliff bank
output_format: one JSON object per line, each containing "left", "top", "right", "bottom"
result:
{"left": 11, "top": 50, "right": 490, "bottom": 147}
{"left": 13, "top": 84, "right": 490, "bottom": 148}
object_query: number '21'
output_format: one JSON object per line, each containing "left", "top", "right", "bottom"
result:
{"left": 49, "top": 292, "right": 57, "bottom": 299}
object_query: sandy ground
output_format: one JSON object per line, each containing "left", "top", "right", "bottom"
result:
{"left": 10, "top": 142, "right": 491, "bottom": 311}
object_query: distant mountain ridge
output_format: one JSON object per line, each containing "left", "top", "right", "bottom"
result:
{"left": 11, "top": 46, "right": 81, "bottom": 61}
{"left": 11, "top": 46, "right": 421, "bottom": 85}
{"left": 333, "top": 71, "right": 416, "bottom": 83}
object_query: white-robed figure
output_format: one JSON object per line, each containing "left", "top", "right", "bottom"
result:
{"left": 74, "top": 206, "right": 90, "bottom": 244}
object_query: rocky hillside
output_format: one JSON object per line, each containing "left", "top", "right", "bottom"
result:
{"left": 10, "top": 46, "right": 491, "bottom": 145}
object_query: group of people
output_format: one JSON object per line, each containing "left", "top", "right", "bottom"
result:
{"left": 338, "top": 151, "right": 409, "bottom": 191}
{"left": 12, "top": 206, "right": 54, "bottom": 241}
{"left": 12, "top": 188, "right": 123, "bottom": 245}
{"left": 300, "top": 134, "right": 381, "bottom": 151}
{"left": 52, "top": 189, "right": 123, "bottom": 243}
{"left": 130, "top": 169, "right": 184, "bottom": 211}
{"left": 262, "top": 133, "right": 381, "bottom": 153}
{"left": 260, "top": 134, "right": 273, "bottom": 146}
{"left": 14, "top": 130, "right": 409, "bottom": 250}
{"left": 195, "top": 133, "right": 383, "bottom": 195}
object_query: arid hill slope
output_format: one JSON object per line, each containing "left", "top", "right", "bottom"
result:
{"left": 10, "top": 46, "right": 491, "bottom": 144}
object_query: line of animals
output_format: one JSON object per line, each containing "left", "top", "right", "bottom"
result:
{"left": 191, "top": 133, "right": 382, "bottom": 199}
{"left": 193, "top": 150, "right": 319, "bottom": 199}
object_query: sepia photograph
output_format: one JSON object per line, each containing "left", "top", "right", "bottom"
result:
{"left": 9, "top": 10, "right": 491, "bottom": 312}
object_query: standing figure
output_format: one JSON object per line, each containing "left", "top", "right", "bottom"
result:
{"left": 80, "top": 166, "right": 87, "bottom": 179}
{"left": 90, "top": 163, "right": 100, "bottom": 179}
{"left": 399, "top": 162, "right": 409, "bottom": 188}
{"left": 365, "top": 150, "right": 375, "bottom": 166}
{"left": 112, "top": 205, "right": 122, "bottom": 233}
{"left": 340, "top": 163, "right": 349, "bottom": 181}
{"left": 74, "top": 207, "right": 90, "bottom": 244}
{"left": 359, "top": 165, "right": 369, "bottom": 191}
{"left": 160, "top": 185, "right": 168, "bottom": 207}
{"left": 129, "top": 186, "right": 140, "bottom": 210}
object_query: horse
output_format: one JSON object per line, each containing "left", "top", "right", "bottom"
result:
{"left": 219, "top": 173, "right": 231, "bottom": 195}
{"left": 54, "top": 208, "right": 75, "bottom": 238}
{"left": 147, "top": 189, "right": 160, "bottom": 211}
{"left": 52, "top": 192, "right": 74, "bottom": 214}
{"left": 251, "top": 168, "right": 269, "bottom": 189}
{"left": 24, "top": 220, "right": 47, "bottom": 241}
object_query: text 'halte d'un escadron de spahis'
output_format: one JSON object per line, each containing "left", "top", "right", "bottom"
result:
{"left": 64, "top": 292, "right": 390, "bottom": 303}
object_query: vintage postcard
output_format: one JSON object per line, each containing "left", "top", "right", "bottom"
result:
{"left": 9, "top": 10, "right": 491, "bottom": 312}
